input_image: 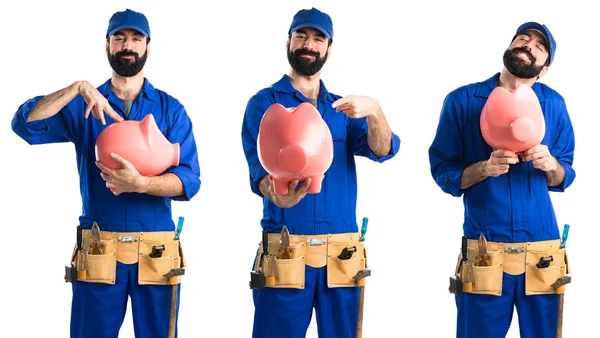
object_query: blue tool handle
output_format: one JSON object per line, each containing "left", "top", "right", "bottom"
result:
{"left": 360, "top": 217, "right": 369, "bottom": 242}
{"left": 560, "top": 224, "right": 570, "bottom": 249}
{"left": 175, "top": 216, "right": 184, "bottom": 240}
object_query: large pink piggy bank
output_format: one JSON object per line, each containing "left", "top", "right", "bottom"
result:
{"left": 480, "top": 84, "right": 545, "bottom": 153}
{"left": 257, "top": 102, "right": 334, "bottom": 194}
{"left": 95, "top": 114, "right": 180, "bottom": 176}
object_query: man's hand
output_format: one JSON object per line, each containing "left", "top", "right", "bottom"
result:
{"left": 79, "top": 81, "right": 123, "bottom": 125}
{"left": 260, "top": 176, "right": 311, "bottom": 208}
{"left": 96, "top": 153, "right": 145, "bottom": 196}
{"left": 520, "top": 145, "right": 558, "bottom": 172}
{"left": 331, "top": 95, "right": 382, "bottom": 119}
{"left": 485, "top": 150, "right": 519, "bottom": 177}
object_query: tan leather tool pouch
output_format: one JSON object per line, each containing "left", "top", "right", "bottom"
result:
{"left": 138, "top": 233, "right": 185, "bottom": 285}
{"left": 457, "top": 247, "right": 504, "bottom": 296}
{"left": 254, "top": 240, "right": 306, "bottom": 289}
{"left": 72, "top": 233, "right": 118, "bottom": 285}
{"left": 525, "top": 243, "right": 568, "bottom": 295}
{"left": 326, "top": 234, "right": 366, "bottom": 288}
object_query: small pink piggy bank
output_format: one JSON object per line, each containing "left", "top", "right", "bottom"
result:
{"left": 257, "top": 102, "right": 334, "bottom": 194}
{"left": 95, "top": 114, "right": 180, "bottom": 176}
{"left": 480, "top": 84, "right": 546, "bottom": 153}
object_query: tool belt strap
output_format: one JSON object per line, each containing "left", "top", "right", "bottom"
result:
{"left": 81, "top": 230, "right": 176, "bottom": 265}
{"left": 466, "top": 238, "right": 562, "bottom": 275}
{"left": 266, "top": 232, "right": 361, "bottom": 268}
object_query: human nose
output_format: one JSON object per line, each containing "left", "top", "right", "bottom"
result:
{"left": 303, "top": 38, "right": 316, "bottom": 51}
{"left": 122, "top": 38, "right": 132, "bottom": 50}
{"left": 522, "top": 40, "right": 534, "bottom": 51}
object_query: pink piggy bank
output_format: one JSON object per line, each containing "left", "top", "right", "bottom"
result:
{"left": 257, "top": 102, "right": 334, "bottom": 194}
{"left": 480, "top": 84, "right": 546, "bottom": 153}
{"left": 95, "top": 114, "right": 180, "bottom": 176}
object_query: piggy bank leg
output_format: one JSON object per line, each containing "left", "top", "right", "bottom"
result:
{"left": 306, "top": 175, "right": 324, "bottom": 194}
{"left": 271, "top": 177, "right": 289, "bottom": 195}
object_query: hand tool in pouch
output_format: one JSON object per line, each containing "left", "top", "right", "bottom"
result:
{"left": 354, "top": 216, "right": 370, "bottom": 338}
{"left": 554, "top": 224, "right": 572, "bottom": 338}
{"left": 89, "top": 222, "right": 104, "bottom": 255}
{"left": 338, "top": 246, "right": 357, "bottom": 260}
{"left": 165, "top": 216, "right": 185, "bottom": 338}
{"left": 279, "top": 225, "right": 292, "bottom": 259}
{"left": 65, "top": 225, "right": 83, "bottom": 283}
{"left": 474, "top": 233, "right": 491, "bottom": 266}
{"left": 174, "top": 216, "right": 184, "bottom": 240}
{"left": 250, "top": 229, "right": 270, "bottom": 290}
{"left": 449, "top": 236, "right": 469, "bottom": 294}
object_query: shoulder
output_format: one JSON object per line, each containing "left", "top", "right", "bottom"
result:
{"left": 534, "top": 82, "right": 566, "bottom": 104}
{"left": 446, "top": 79, "right": 485, "bottom": 101}
{"left": 245, "top": 85, "right": 277, "bottom": 112}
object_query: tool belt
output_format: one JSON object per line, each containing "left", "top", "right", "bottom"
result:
{"left": 69, "top": 230, "right": 186, "bottom": 285}
{"left": 252, "top": 232, "right": 368, "bottom": 289}
{"left": 454, "top": 238, "right": 570, "bottom": 296}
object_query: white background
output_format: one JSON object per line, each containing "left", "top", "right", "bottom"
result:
{"left": 1, "top": 0, "right": 598, "bottom": 337}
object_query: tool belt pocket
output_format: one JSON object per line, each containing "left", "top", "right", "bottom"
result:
{"left": 259, "top": 242, "right": 306, "bottom": 289}
{"left": 138, "top": 239, "right": 184, "bottom": 285}
{"left": 327, "top": 241, "right": 366, "bottom": 288}
{"left": 525, "top": 248, "right": 567, "bottom": 295}
{"left": 457, "top": 248, "right": 503, "bottom": 295}
{"left": 74, "top": 239, "right": 117, "bottom": 284}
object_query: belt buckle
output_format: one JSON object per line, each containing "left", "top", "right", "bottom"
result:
{"left": 504, "top": 247, "right": 524, "bottom": 254}
{"left": 306, "top": 239, "right": 326, "bottom": 246}
{"left": 118, "top": 236, "right": 138, "bottom": 243}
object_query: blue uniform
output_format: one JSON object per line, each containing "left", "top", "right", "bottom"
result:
{"left": 429, "top": 73, "right": 575, "bottom": 337}
{"left": 242, "top": 74, "right": 400, "bottom": 337}
{"left": 12, "top": 78, "right": 200, "bottom": 338}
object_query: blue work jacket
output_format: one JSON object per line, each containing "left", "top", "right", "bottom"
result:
{"left": 11, "top": 78, "right": 201, "bottom": 232}
{"left": 241, "top": 75, "right": 400, "bottom": 235}
{"left": 429, "top": 73, "right": 575, "bottom": 242}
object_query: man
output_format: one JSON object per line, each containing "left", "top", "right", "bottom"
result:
{"left": 241, "top": 7, "right": 400, "bottom": 338}
{"left": 429, "top": 22, "right": 575, "bottom": 337}
{"left": 11, "top": 9, "right": 200, "bottom": 338}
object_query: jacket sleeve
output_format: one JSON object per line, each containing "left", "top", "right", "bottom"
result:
{"left": 241, "top": 93, "right": 274, "bottom": 197}
{"left": 11, "top": 95, "right": 77, "bottom": 145}
{"left": 428, "top": 92, "right": 468, "bottom": 197}
{"left": 347, "top": 117, "right": 400, "bottom": 163}
{"left": 165, "top": 103, "right": 201, "bottom": 201}
{"left": 547, "top": 95, "right": 576, "bottom": 192}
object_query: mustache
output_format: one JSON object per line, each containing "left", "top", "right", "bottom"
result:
{"left": 294, "top": 49, "right": 320, "bottom": 57}
{"left": 115, "top": 50, "right": 139, "bottom": 58}
{"left": 511, "top": 47, "right": 535, "bottom": 63}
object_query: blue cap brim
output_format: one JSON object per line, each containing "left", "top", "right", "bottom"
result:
{"left": 107, "top": 24, "right": 149, "bottom": 38}
{"left": 289, "top": 22, "right": 332, "bottom": 40}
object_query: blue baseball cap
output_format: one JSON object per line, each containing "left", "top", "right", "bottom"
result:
{"left": 513, "top": 22, "right": 556, "bottom": 65}
{"left": 106, "top": 9, "right": 150, "bottom": 40}
{"left": 289, "top": 7, "right": 333, "bottom": 41}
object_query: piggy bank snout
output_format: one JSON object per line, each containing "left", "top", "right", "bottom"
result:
{"left": 279, "top": 144, "right": 308, "bottom": 173}
{"left": 511, "top": 117, "right": 535, "bottom": 142}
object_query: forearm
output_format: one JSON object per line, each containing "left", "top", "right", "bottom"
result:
{"left": 366, "top": 110, "right": 392, "bottom": 157}
{"left": 460, "top": 161, "right": 490, "bottom": 189}
{"left": 545, "top": 158, "right": 566, "bottom": 187}
{"left": 27, "top": 81, "right": 82, "bottom": 122}
{"left": 137, "top": 173, "right": 184, "bottom": 197}
{"left": 258, "top": 175, "right": 274, "bottom": 201}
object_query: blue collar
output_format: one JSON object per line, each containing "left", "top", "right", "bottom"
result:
{"left": 98, "top": 77, "right": 157, "bottom": 103}
{"left": 272, "top": 74, "right": 337, "bottom": 103}
{"left": 475, "top": 73, "right": 546, "bottom": 103}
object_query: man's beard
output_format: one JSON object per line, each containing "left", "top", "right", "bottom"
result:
{"left": 287, "top": 47, "right": 328, "bottom": 76}
{"left": 503, "top": 47, "right": 545, "bottom": 79}
{"left": 107, "top": 49, "right": 147, "bottom": 77}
